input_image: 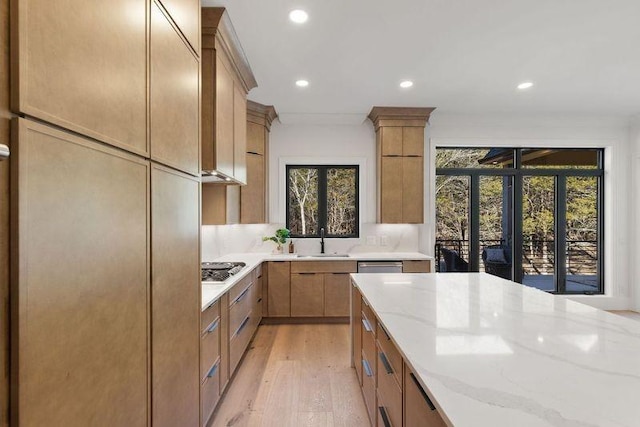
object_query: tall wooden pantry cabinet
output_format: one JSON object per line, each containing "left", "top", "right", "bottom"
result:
{"left": 8, "top": 0, "right": 201, "bottom": 425}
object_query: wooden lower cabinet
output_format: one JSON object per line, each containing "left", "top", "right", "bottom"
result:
{"left": 291, "top": 273, "right": 324, "bottom": 316}
{"left": 402, "top": 260, "right": 431, "bottom": 273}
{"left": 324, "top": 273, "right": 351, "bottom": 316}
{"left": 267, "top": 261, "right": 291, "bottom": 316}
{"left": 201, "top": 301, "right": 221, "bottom": 425}
{"left": 404, "top": 363, "right": 448, "bottom": 427}
{"left": 352, "top": 283, "right": 448, "bottom": 427}
{"left": 11, "top": 119, "right": 149, "bottom": 426}
{"left": 151, "top": 164, "right": 200, "bottom": 427}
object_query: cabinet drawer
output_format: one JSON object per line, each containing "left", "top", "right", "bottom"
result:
{"left": 229, "top": 283, "right": 253, "bottom": 336}
{"left": 404, "top": 364, "right": 447, "bottom": 427}
{"left": 377, "top": 346, "right": 402, "bottom": 427}
{"left": 229, "top": 274, "right": 253, "bottom": 305}
{"left": 229, "top": 313, "right": 253, "bottom": 373}
{"left": 402, "top": 260, "right": 431, "bottom": 273}
{"left": 201, "top": 358, "right": 221, "bottom": 426}
{"left": 201, "top": 300, "right": 220, "bottom": 334}
{"left": 361, "top": 350, "right": 377, "bottom": 425}
{"left": 377, "top": 322, "right": 403, "bottom": 388}
{"left": 362, "top": 313, "right": 377, "bottom": 377}
{"left": 200, "top": 315, "right": 220, "bottom": 380}
{"left": 352, "top": 284, "right": 363, "bottom": 385}
{"left": 291, "top": 261, "right": 357, "bottom": 273}
{"left": 361, "top": 297, "right": 376, "bottom": 337}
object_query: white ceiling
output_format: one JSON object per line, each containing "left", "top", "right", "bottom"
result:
{"left": 202, "top": 0, "right": 640, "bottom": 119}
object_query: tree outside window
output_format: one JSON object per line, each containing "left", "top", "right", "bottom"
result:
{"left": 286, "top": 165, "right": 358, "bottom": 238}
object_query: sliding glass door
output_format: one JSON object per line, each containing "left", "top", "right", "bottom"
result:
{"left": 435, "top": 148, "right": 603, "bottom": 295}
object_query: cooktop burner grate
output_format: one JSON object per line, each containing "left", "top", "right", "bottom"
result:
{"left": 201, "top": 262, "right": 246, "bottom": 282}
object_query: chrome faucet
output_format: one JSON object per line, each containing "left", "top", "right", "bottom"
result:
{"left": 320, "top": 228, "right": 325, "bottom": 254}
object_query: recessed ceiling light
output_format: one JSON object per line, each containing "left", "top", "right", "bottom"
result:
{"left": 289, "top": 9, "right": 308, "bottom": 23}
{"left": 295, "top": 79, "right": 309, "bottom": 88}
{"left": 400, "top": 80, "right": 414, "bottom": 88}
{"left": 517, "top": 81, "right": 534, "bottom": 90}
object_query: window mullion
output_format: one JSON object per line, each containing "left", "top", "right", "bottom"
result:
{"left": 318, "top": 167, "right": 328, "bottom": 235}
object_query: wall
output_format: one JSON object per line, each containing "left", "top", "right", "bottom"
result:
{"left": 630, "top": 116, "right": 640, "bottom": 311}
{"left": 428, "top": 113, "right": 632, "bottom": 310}
{"left": 0, "top": 0, "right": 10, "bottom": 424}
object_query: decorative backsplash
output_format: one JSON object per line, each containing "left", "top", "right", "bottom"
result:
{"left": 201, "top": 223, "right": 422, "bottom": 261}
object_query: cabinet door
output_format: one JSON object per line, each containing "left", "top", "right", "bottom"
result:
{"left": 380, "top": 127, "right": 402, "bottom": 156}
{"left": 215, "top": 51, "right": 235, "bottom": 177}
{"left": 291, "top": 273, "right": 324, "bottom": 317}
{"left": 151, "top": 164, "right": 200, "bottom": 427}
{"left": 267, "top": 262, "right": 290, "bottom": 316}
{"left": 150, "top": 3, "right": 200, "bottom": 176}
{"left": 246, "top": 121, "right": 265, "bottom": 155}
{"left": 402, "top": 127, "right": 424, "bottom": 157}
{"left": 404, "top": 364, "right": 448, "bottom": 427}
{"left": 13, "top": 0, "right": 147, "bottom": 155}
{"left": 233, "top": 84, "right": 247, "bottom": 184}
{"left": 380, "top": 156, "right": 403, "bottom": 223}
{"left": 403, "top": 260, "right": 431, "bottom": 273}
{"left": 324, "top": 273, "right": 350, "bottom": 316}
{"left": 240, "top": 152, "right": 265, "bottom": 224}
{"left": 12, "top": 119, "right": 148, "bottom": 426}
{"left": 156, "top": 0, "right": 200, "bottom": 53}
{"left": 402, "top": 156, "right": 423, "bottom": 223}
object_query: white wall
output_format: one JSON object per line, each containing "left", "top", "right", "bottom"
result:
{"left": 428, "top": 113, "right": 633, "bottom": 310}
{"left": 630, "top": 116, "right": 640, "bottom": 311}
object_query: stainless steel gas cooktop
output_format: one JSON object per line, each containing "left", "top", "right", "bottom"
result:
{"left": 201, "top": 262, "right": 246, "bottom": 283}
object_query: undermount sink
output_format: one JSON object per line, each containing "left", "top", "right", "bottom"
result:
{"left": 298, "top": 253, "right": 350, "bottom": 258}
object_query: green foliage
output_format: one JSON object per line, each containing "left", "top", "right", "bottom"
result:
{"left": 263, "top": 228, "right": 290, "bottom": 245}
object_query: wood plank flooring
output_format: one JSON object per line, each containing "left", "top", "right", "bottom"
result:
{"left": 608, "top": 310, "right": 640, "bottom": 321}
{"left": 210, "top": 324, "right": 369, "bottom": 427}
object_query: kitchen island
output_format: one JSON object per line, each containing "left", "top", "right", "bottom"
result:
{"left": 350, "top": 273, "right": 640, "bottom": 427}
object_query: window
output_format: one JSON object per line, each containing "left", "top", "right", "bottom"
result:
{"left": 435, "top": 147, "right": 604, "bottom": 295}
{"left": 286, "top": 165, "right": 359, "bottom": 238}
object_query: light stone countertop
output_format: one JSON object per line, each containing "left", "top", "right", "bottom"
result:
{"left": 201, "top": 252, "right": 432, "bottom": 310}
{"left": 350, "top": 272, "right": 640, "bottom": 427}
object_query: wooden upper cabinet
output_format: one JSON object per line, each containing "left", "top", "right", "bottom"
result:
{"left": 246, "top": 121, "right": 265, "bottom": 155}
{"left": 201, "top": 8, "right": 257, "bottom": 183}
{"left": 11, "top": 0, "right": 147, "bottom": 155}
{"left": 241, "top": 101, "right": 277, "bottom": 224}
{"left": 233, "top": 85, "right": 247, "bottom": 184}
{"left": 369, "top": 106, "right": 435, "bottom": 224}
{"left": 150, "top": 2, "right": 200, "bottom": 176}
{"left": 380, "top": 127, "right": 403, "bottom": 156}
{"left": 156, "top": 0, "right": 200, "bottom": 53}
{"left": 12, "top": 119, "right": 149, "bottom": 426}
{"left": 151, "top": 164, "right": 200, "bottom": 427}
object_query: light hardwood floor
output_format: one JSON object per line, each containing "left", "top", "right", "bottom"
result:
{"left": 210, "top": 324, "right": 369, "bottom": 427}
{"left": 608, "top": 310, "right": 640, "bottom": 321}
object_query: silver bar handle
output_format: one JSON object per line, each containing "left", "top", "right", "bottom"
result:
{"left": 206, "top": 318, "right": 220, "bottom": 334}
{"left": 358, "top": 262, "right": 403, "bottom": 268}
{"left": 410, "top": 372, "right": 436, "bottom": 411}
{"left": 378, "top": 406, "right": 392, "bottom": 427}
{"left": 361, "top": 317, "right": 372, "bottom": 332}
{"left": 0, "top": 144, "right": 9, "bottom": 161}
{"left": 362, "top": 359, "right": 373, "bottom": 377}
{"left": 379, "top": 351, "right": 393, "bottom": 375}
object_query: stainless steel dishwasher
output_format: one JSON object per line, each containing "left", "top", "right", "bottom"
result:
{"left": 357, "top": 261, "right": 403, "bottom": 273}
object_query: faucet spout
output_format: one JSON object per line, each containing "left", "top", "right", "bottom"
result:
{"left": 320, "top": 228, "right": 325, "bottom": 254}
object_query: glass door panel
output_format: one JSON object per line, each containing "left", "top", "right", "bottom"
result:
{"left": 521, "top": 176, "right": 555, "bottom": 291}
{"left": 565, "top": 177, "right": 599, "bottom": 292}
{"left": 436, "top": 175, "right": 470, "bottom": 272}
{"left": 479, "top": 176, "right": 513, "bottom": 279}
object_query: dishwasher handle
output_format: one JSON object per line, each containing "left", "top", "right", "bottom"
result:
{"left": 357, "top": 262, "right": 403, "bottom": 269}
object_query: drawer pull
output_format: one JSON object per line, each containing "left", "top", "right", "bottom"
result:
{"left": 361, "top": 317, "right": 372, "bottom": 332}
{"left": 206, "top": 318, "right": 220, "bottom": 333}
{"left": 378, "top": 406, "right": 392, "bottom": 427}
{"left": 378, "top": 351, "right": 393, "bottom": 375}
{"left": 235, "top": 316, "right": 250, "bottom": 336}
{"left": 257, "top": 297, "right": 262, "bottom": 303}
{"left": 206, "top": 361, "right": 219, "bottom": 378}
{"left": 362, "top": 359, "right": 373, "bottom": 377}
{"left": 234, "top": 286, "right": 251, "bottom": 305}
{"left": 298, "top": 272, "right": 315, "bottom": 275}
{"left": 380, "top": 324, "right": 391, "bottom": 340}
{"left": 410, "top": 372, "right": 436, "bottom": 411}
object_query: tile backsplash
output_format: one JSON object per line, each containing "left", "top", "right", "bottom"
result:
{"left": 201, "top": 223, "right": 422, "bottom": 261}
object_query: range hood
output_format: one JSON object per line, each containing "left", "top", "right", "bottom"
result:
{"left": 201, "top": 170, "right": 242, "bottom": 184}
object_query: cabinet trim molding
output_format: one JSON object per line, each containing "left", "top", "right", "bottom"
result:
{"left": 368, "top": 106, "right": 436, "bottom": 131}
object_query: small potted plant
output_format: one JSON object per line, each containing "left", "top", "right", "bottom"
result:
{"left": 262, "top": 228, "right": 290, "bottom": 254}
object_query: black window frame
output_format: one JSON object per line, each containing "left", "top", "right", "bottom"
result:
{"left": 286, "top": 164, "right": 360, "bottom": 238}
{"left": 435, "top": 147, "right": 604, "bottom": 295}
